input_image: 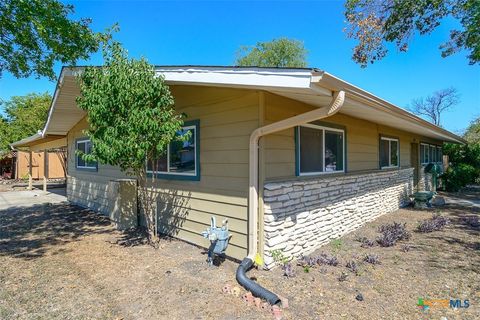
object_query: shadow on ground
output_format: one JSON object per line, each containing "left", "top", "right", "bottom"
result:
{"left": 405, "top": 203, "right": 480, "bottom": 274}
{"left": 0, "top": 204, "right": 115, "bottom": 259}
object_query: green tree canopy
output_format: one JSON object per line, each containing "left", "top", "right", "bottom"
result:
{"left": 345, "top": 0, "right": 480, "bottom": 67}
{"left": 442, "top": 115, "right": 480, "bottom": 191}
{"left": 235, "top": 38, "right": 308, "bottom": 68}
{"left": 0, "top": 92, "right": 51, "bottom": 151}
{"left": 76, "top": 41, "right": 185, "bottom": 241}
{"left": 0, "top": 0, "right": 104, "bottom": 79}
{"left": 463, "top": 115, "right": 480, "bottom": 144}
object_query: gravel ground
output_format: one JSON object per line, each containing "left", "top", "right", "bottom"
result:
{"left": 0, "top": 191, "right": 478, "bottom": 320}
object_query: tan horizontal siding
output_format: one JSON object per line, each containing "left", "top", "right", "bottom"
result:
{"left": 66, "top": 86, "right": 258, "bottom": 260}
{"left": 263, "top": 92, "right": 443, "bottom": 180}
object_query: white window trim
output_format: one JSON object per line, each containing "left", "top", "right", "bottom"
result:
{"left": 146, "top": 125, "right": 197, "bottom": 177}
{"left": 298, "top": 124, "right": 345, "bottom": 176}
{"left": 420, "top": 143, "right": 443, "bottom": 165}
{"left": 76, "top": 139, "right": 97, "bottom": 170}
{"left": 380, "top": 137, "right": 399, "bottom": 169}
{"left": 420, "top": 143, "right": 429, "bottom": 165}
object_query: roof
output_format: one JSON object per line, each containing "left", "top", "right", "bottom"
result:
{"left": 12, "top": 65, "right": 465, "bottom": 147}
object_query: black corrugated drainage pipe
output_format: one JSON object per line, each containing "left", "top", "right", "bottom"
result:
{"left": 236, "top": 257, "right": 281, "bottom": 305}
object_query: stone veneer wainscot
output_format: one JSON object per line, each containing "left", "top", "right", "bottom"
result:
{"left": 263, "top": 167, "right": 414, "bottom": 269}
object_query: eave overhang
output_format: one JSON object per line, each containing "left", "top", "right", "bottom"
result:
{"left": 17, "top": 65, "right": 465, "bottom": 147}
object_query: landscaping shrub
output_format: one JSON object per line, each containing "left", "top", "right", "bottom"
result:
{"left": 442, "top": 142, "right": 480, "bottom": 191}
{"left": 462, "top": 215, "right": 480, "bottom": 228}
{"left": 442, "top": 163, "right": 478, "bottom": 192}
{"left": 357, "top": 236, "right": 375, "bottom": 248}
{"left": 364, "top": 254, "right": 381, "bottom": 265}
{"left": 346, "top": 260, "right": 359, "bottom": 274}
{"left": 282, "top": 262, "right": 296, "bottom": 278}
{"left": 316, "top": 253, "right": 339, "bottom": 266}
{"left": 270, "top": 249, "right": 296, "bottom": 277}
{"left": 377, "top": 222, "right": 411, "bottom": 247}
{"left": 298, "top": 253, "right": 339, "bottom": 268}
{"left": 298, "top": 255, "right": 317, "bottom": 268}
{"left": 417, "top": 214, "right": 450, "bottom": 233}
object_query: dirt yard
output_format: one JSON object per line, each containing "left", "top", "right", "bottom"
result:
{"left": 0, "top": 192, "right": 479, "bottom": 320}
{"left": 0, "top": 179, "right": 66, "bottom": 192}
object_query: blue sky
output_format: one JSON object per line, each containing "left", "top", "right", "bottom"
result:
{"left": 0, "top": 0, "right": 479, "bottom": 134}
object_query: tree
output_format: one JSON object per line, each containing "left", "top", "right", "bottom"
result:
{"left": 408, "top": 87, "right": 460, "bottom": 126}
{"left": 235, "top": 38, "right": 308, "bottom": 68}
{"left": 0, "top": 92, "right": 51, "bottom": 150}
{"left": 76, "top": 41, "right": 185, "bottom": 242}
{"left": 344, "top": 0, "right": 480, "bottom": 67}
{"left": 0, "top": 0, "right": 104, "bottom": 79}
{"left": 442, "top": 115, "right": 480, "bottom": 191}
{"left": 463, "top": 115, "right": 480, "bottom": 144}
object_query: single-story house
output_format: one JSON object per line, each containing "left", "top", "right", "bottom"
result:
{"left": 13, "top": 66, "right": 464, "bottom": 268}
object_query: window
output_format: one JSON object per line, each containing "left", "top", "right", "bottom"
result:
{"left": 76, "top": 139, "right": 97, "bottom": 170}
{"left": 147, "top": 121, "right": 199, "bottom": 180}
{"left": 380, "top": 136, "right": 399, "bottom": 168}
{"left": 420, "top": 143, "right": 429, "bottom": 164}
{"left": 296, "top": 124, "right": 345, "bottom": 175}
{"left": 436, "top": 146, "right": 443, "bottom": 164}
{"left": 420, "top": 143, "right": 442, "bottom": 164}
{"left": 430, "top": 144, "right": 436, "bottom": 163}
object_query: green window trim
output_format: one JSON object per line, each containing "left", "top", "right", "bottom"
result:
{"left": 147, "top": 119, "right": 201, "bottom": 181}
{"left": 294, "top": 121, "right": 347, "bottom": 176}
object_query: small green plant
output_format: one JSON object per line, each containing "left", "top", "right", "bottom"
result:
{"left": 303, "top": 265, "right": 310, "bottom": 273}
{"left": 392, "top": 254, "right": 401, "bottom": 265}
{"left": 330, "top": 239, "right": 344, "bottom": 253}
{"left": 270, "top": 249, "right": 289, "bottom": 266}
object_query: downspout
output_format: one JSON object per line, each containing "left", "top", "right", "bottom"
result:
{"left": 236, "top": 90, "right": 346, "bottom": 305}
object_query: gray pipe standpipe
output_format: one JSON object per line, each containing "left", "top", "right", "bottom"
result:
{"left": 236, "top": 90, "right": 346, "bottom": 305}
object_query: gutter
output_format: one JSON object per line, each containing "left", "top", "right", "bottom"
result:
{"left": 319, "top": 72, "right": 466, "bottom": 144}
{"left": 236, "top": 90, "right": 346, "bottom": 304}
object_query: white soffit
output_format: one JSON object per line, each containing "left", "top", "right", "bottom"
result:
{"left": 340, "top": 97, "right": 460, "bottom": 142}
{"left": 44, "top": 75, "right": 85, "bottom": 135}
{"left": 40, "top": 66, "right": 463, "bottom": 144}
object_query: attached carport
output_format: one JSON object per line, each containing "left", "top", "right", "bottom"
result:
{"left": 10, "top": 135, "right": 67, "bottom": 192}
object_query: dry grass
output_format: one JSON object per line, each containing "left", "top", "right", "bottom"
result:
{"left": 0, "top": 192, "right": 479, "bottom": 319}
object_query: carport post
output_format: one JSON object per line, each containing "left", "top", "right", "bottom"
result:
{"left": 28, "top": 151, "right": 33, "bottom": 190}
{"left": 43, "top": 149, "right": 48, "bottom": 192}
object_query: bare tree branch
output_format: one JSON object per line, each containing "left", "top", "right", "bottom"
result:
{"left": 408, "top": 87, "right": 460, "bottom": 126}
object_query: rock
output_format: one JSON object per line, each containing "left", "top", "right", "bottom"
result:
{"left": 355, "top": 293, "right": 364, "bottom": 301}
{"left": 432, "top": 196, "right": 446, "bottom": 206}
{"left": 263, "top": 168, "right": 415, "bottom": 269}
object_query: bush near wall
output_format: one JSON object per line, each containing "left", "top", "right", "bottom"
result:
{"left": 442, "top": 143, "right": 480, "bottom": 191}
